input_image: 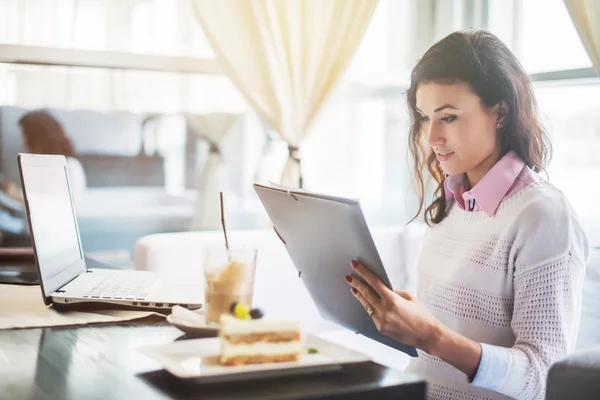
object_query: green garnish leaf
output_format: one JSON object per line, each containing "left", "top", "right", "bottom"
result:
{"left": 306, "top": 347, "right": 318, "bottom": 354}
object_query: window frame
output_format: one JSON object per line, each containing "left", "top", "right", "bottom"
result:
{"left": 0, "top": 43, "right": 218, "bottom": 75}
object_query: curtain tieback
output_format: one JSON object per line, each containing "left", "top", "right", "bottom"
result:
{"left": 208, "top": 142, "right": 221, "bottom": 155}
{"left": 288, "top": 145, "right": 301, "bottom": 163}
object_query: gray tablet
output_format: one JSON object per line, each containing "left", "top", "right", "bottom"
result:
{"left": 253, "top": 184, "right": 418, "bottom": 357}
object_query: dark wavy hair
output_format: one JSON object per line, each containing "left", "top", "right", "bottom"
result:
{"left": 407, "top": 30, "right": 551, "bottom": 226}
{"left": 19, "top": 110, "right": 76, "bottom": 158}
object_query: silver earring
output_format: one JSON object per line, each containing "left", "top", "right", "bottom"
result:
{"left": 496, "top": 123, "right": 502, "bottom": 128}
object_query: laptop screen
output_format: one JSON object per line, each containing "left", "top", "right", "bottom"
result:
{"left": 20, "top": 157, "right": 84, "bottom": 298}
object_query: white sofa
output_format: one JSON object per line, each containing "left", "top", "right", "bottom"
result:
{"left": 135, "top": 226, "right": 425, "bottom": 314}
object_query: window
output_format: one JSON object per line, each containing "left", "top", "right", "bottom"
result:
{"left": 0, "top": 0, "right": 212, "bottom": 57}
{"left": 0, "top": 0, "right": 241, "bottom": 199}
{"left": 487, "top": 0, "right": 600, "bottom": 227}
{"left": 536, "top": 82, "right": 600, "bottom": 221}
{"left": 519, "top": 0, "right": 592, "bottom": 73}
{"left": 1, "top": 0, "right": 598, "bottom": 231}
{"left": 489, "top": 0, "right": 592, "bottom": 74}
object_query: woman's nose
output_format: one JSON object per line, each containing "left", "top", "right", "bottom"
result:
{"left": 425, "top": 122, "right": 444, "bottom": 146}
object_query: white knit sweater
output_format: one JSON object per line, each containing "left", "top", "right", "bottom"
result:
{"left": 405, "top": 181, "right": 589, "bottom": 400}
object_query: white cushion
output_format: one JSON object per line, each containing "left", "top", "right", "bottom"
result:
{"left": 135, "top": 229, "right": 318, "bottom": 320}
{"left": 135, "top": 226, "right": 415, "bottom": 283}
{"left": 134, "top": 226, "right": 418, "bottom": 317}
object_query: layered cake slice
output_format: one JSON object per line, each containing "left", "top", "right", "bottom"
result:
{"left": 219, "top": 304, "right": 303, "bottom": 366}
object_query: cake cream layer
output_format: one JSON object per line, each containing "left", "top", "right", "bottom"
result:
{"left": 221, "top": 340, "right": 303, "bottom": 358}
{"left": 222, "top": 331, "right": 301, "bottom": 344}
{"left": 219, "top": 314, "right": 301, "bottom": 334}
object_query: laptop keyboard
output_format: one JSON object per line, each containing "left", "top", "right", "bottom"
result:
{"left": 83, "top": 272, "right": 159, "bottom": 300}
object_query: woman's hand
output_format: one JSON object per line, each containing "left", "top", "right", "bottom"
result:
{"left": 345, "top": 259, "right": 443, "bottom": 352}
{"left": 346, "top": 259, "right": 483, "bottom": 379}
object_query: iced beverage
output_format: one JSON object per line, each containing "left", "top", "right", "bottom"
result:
{"left": 203, "top": 247, "right": 257, "bottom": 324}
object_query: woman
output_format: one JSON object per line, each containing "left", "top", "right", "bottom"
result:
{"left": 19, "top": 110, "right": 87, "bottom": 197}
{"left": 345, "top": 30, "right": 589, "bottom": 399}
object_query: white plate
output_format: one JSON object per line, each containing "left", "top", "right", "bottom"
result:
{"left": 166, "top": 314, "right": 219, "bottom": 337}
{"left": 166, "top": 305, "right": 219, "bottom": 337}
{"left": 139, "top": 335, "right": 371, "bottom": 382}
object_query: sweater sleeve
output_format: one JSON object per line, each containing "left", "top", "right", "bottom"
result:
{"left": 472, "top": 192, "right": 589, "bottom": 399}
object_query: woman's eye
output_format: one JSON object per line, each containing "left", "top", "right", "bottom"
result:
{"left": 420, "top": 116, "right": 430, "bottom": 123}
{"left": 441, "top": 116, "right": 457, "bottom": 123}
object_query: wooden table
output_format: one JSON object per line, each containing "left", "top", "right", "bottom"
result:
{"left": 0, "top": 316, "right": 426, "bottom": 399}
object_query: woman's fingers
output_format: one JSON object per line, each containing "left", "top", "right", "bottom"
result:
{"left": 394, "top": 290, "right": 415, "bottom": 301}
{"left": 351, "top": 260, "right": 393, "bottom": 299}
{"left": 350, "top": 286, "right": 374, "bottom": 314}
{"left": 345, "top": 274, "right": 381, "bottom": 307}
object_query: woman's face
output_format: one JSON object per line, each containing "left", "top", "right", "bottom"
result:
{"left": 416, "top": 81, "right": 503, "bottom": 187}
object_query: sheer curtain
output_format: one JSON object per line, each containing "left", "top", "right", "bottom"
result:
{"left": 191, "top": 0, "right": 379, "bottom": 187}
{"left": 187, "top": 113, "right": 241, "bottom": 230}
{"left": 565, "top": 0, "right": 600, "bottom": 74}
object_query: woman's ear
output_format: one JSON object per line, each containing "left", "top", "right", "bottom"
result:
{"left": 496, "top": 100, "right": 509, "bottom": 126}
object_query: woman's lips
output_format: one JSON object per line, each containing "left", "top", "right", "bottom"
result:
{"left": 436, "top": 151, "right": 455, "bottom": 162}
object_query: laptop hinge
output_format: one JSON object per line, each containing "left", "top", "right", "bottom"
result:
{"left": 57, "top": 270, "right": 87, "bottom": 292}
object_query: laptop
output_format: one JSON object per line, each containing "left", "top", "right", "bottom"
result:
{"left": 18, "top": 153, "right": 203, "bottom": 311}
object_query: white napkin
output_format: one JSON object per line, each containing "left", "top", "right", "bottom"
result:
{"left": 0, "top": 284, "right": 160, "bottom": 330}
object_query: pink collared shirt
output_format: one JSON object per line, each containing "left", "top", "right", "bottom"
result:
{"left": 444, "top": 151, "right": 541, "bottom": 216}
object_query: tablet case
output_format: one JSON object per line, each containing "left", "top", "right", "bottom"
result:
{"left": 253, "top": 184, "right": 418, "bottom": 357}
